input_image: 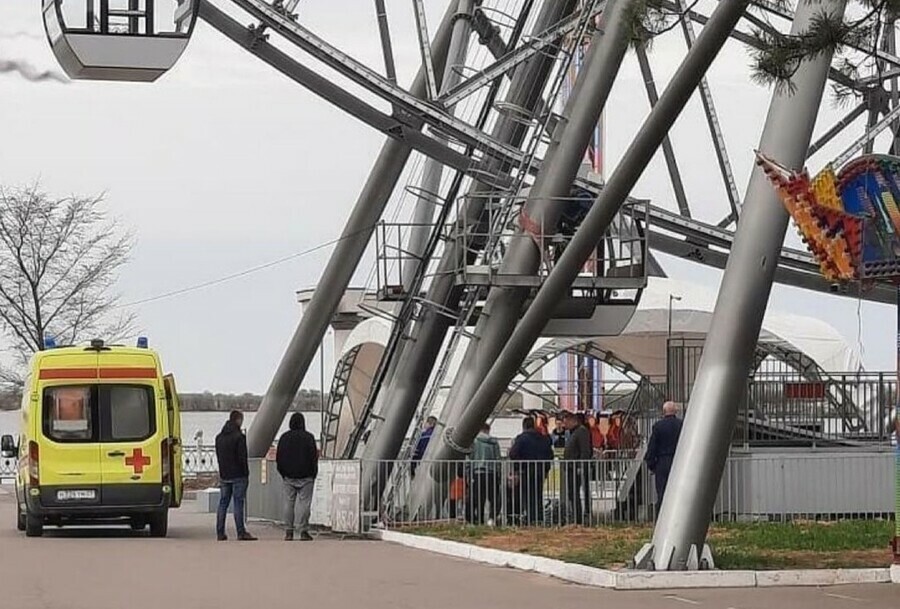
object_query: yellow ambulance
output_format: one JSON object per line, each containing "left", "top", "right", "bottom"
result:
{"left": 0, "top": 338, "right": 183, "bottom": 537}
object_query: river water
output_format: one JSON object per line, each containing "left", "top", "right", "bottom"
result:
{"left": 0, "top": 410, "right": 524, "bottom": 447}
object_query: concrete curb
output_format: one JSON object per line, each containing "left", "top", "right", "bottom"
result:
{"left": 373, "top": 529, "right": 897, "bottom": 590}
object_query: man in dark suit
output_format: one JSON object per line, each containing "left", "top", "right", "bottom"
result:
{"left": 646, "top": 401, "right": 683, "bottom": 516}
{"left": 562, "top": 411, "right": 592, "bottom": 524}
{"left": 508, "top": 416, "right": 554, "bottom": 524}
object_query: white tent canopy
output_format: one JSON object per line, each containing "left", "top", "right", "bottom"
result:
{"left": 335, "top": 278, "right": 860, "bottom": 418}
{"left": 595, "top": 277, "right": 861, "bottom": 377}
{"left": 522, "top": 277, "right": 860, "bottom": 383}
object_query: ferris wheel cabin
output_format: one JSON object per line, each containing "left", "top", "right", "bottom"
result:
{"left": 42, "top": 0, "right": 199, "bottom": 82}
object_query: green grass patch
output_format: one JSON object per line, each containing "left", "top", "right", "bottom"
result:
{"left": 402, "top": 520, "right": 895, "bottom": 571}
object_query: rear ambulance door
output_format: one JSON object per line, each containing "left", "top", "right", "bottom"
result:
{"left": 163, "top": 374, "right": 183, "bottom": 507}
{"left": 98, "top": 381, "right": 162, "bottom": 506}
{"left": 37, "top": 353, "right": 103, "bottom": 505}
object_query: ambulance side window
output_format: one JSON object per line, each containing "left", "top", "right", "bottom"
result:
{"left": 103, "top": 386, "right": 155, "bottom": 441}
{"left": 43, "top": 386, "right": 96, "bottom": 443}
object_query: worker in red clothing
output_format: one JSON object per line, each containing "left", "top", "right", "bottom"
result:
{"left": 606, "top": 410, "right": 624, "bottom": 453}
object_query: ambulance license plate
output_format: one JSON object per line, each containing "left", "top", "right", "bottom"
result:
{"left": 56, "top": 490, "right": 96, "bottom": 501}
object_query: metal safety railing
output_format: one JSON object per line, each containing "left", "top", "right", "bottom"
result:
{"left": 451, "top": 194, "right": 649, "bottom": 295}
{"left": 363, "top": 451, "right": 896, "bottom": 530}
{"left": 0, "top": 445, "right": 221, "bottom": 481}
{"left": 367, "top": 456, "right": 653, "bottom": 528}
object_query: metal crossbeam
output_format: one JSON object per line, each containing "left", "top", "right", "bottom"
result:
{"left": 635, "top": 43, "right": 691, "bottom": 218}
{"left": 230, "top": 0, "right": 526, "bottom": 165}
{"left": 440, "top": 3, "right": 605, "bottom": 107}
{"left": 411, "top": 0, "right": 439, "bottom": 99}
{"left": 834, "top": 101, "right": 900, "bottom": 166}
{"left": 203, "top": 0, "right": 889, "bottom": 306}
{"left": 677, "top": 0, "right": 741, "bottom": 219}
{"left": 374, "top": 0, "right": 398, "bottom": 83}
{"left": 200, "top": 1, "right": 516, "bottom": 190}
{"left": 807, "top": 102, "right": 868, "bottom": 157}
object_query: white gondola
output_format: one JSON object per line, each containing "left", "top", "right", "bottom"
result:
{"left": 42, "top": 0, "right": 199, "bottom": 82}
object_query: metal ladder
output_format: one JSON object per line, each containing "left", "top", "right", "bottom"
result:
{"left": 376, "top": 3, "right": 604, "bottom": 516}
{"left": 341, "top": 1, "right": 549, "bottom": 459}
{"left": 320, "top": 344, "right": 363, "bottom": 458}
{"left": 408, "top": 1, "right": 601, "bottom": 442}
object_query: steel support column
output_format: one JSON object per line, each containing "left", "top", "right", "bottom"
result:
{"left": 436, "top": 0, "right": 751, "bottom": 482}
{"left": 425, "top": 0, "right": 635, "bottom": 467}
{"left": 648, "top": 0, "right": 847, "bottom": 570}
{"left": 246, "top": 1, "right": 459, "bottom": 457}
{"left": 358, "top": 0, "right": 579, "bottom": 496}
{"left": 403, "top": 0, "right": 476, "bottom": 290}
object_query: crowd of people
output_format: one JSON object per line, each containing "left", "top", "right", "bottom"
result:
{"left": 411, "top": 404, "right": 682, "bottom": 526}
{"left": 210, "top": 401, "right": 683, "bottom": 538}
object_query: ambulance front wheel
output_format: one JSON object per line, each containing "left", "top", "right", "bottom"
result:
{"left": 149, "top": 510, "right": 168, "bottom": 538}
{"left": 15, "top": 502, "right": 25, "bottom": 532}
{"left": 24, "top": 510, "right": 43, "bottom": 537}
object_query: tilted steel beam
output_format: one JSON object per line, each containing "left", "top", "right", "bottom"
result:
{"left": 649, "top": 0, "right": 848, "bottom": 570}
{"left": 440, "top": 3, "right": 605, "bottom": 106}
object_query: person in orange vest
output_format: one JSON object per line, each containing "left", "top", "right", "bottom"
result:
{"left": 606, "top": 410, "right": 624, "bottom": 453}
{"left": 448, "top": 471, "right": 466, "bottom": 520}
{"left": 533, "top": 411, "right": 550, "bottom": 437}
{"left": 587, "top": 413, "right": 605, "bottom": 454}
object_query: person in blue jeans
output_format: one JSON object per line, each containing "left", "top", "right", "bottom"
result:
{"left": 215, "top": 411, "right": 257, "bottom": 541}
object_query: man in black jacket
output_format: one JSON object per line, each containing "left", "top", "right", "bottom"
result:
{"left": 276, "top": 413, "right": 319, "bottom": 541}
{"left": 215, "top": 410, "right": 257, "bottom": 541}
{"left": 562, "top": 411, "right": 593, "bottom": 525}
{"left": 646, "top": 401, "right": 683, "bottom": 515}
{"left": 508, "top": 417, "right": 554, "bottom": 525}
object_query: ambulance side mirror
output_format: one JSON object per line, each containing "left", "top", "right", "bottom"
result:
{"left": 0, "top": 435, "right": 17, "bottom": 458}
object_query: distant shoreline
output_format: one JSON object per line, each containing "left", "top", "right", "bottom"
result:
{"left": 0, "top": 390, "right": 325, "bottom": 412}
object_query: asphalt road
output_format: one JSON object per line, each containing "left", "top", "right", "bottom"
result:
{"left": 0, "top": 488, "right": 895, "bottom": 609}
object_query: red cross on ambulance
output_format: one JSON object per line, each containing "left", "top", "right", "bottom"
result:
{"left": 125, "top": 448, "right": 151, "bottom": 475}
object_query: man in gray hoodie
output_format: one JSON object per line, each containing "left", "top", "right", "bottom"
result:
{"left": 466, "top": 423, "right": 502, "bottom": 525}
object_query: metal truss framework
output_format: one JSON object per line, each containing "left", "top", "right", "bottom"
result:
{"left": 189, "top": 0, "right": 900, "bottom": 500}
{"left": 177, "top": 0, "right": 900, "bottom": 570}
{"left": 209, "top": 0, "right": 900, "bottom": 461}
{"left": 200, "top": 0, "right": 900, "bottom": 306}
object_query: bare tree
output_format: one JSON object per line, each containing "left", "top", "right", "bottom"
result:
{"left": 0, "top": 184, "right": 134, "bottom": 386}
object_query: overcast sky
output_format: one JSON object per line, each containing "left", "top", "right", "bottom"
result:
{"left": 0, "top": 1, "right": 895, "bottom": 393}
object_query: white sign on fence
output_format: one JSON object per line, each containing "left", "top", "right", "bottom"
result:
{"left": 331, "top": 460, "right": 361, "bottom": 534}
{"left": 310, "top": 461, "right": 334, "bottom": 528}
